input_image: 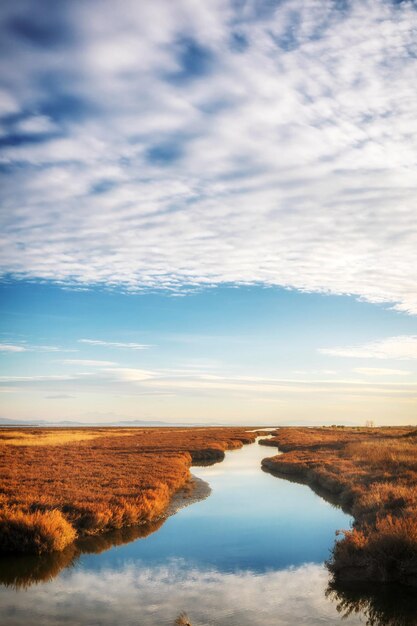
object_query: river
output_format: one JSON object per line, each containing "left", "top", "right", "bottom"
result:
{"left": 0, "top": 437, "right": 416, "bottom": 625}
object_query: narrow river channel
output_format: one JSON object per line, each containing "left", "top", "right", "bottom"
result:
{"left": 1, "top": 438, "right": 415, "bottom": 625}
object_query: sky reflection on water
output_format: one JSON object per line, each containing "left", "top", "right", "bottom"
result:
{"left": 1, "top": 440, "right": 415, "bottom": 625}
{"left": 0, "top": 561, "right": 363, "bottom": 626}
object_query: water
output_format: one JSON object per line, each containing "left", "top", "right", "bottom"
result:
{"left": 1, "top": 439, "right": 416, "bottom": 625}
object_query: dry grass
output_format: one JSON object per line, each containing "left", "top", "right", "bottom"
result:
{"left": 261, "top": 427, "right": 417, "bottom": 586}
{"left": 0, "top": 509, "right": 76, "bottom": 554}
{"left": 0, "top": 517, "right": 166, "bottom": 589}
{"left": 0, "top": 426, "right": 257, "bottom": 554}
{"left": 0, "top": 428, "right": 136, "bottom": 446}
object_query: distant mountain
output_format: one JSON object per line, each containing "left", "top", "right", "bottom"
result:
{"left": 0, "top": 416, "right": 207, "bottom": 427}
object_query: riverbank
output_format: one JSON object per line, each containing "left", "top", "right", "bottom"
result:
{"left": 0, "top": 427, "right": 257, "bottom": 555}
{"left": 260, "top": 426, "right": 417, "bottom": 587}
{"left": 0, "top": 472, "right": 212, "bottom": 589}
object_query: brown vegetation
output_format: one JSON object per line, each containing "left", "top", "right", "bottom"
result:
{"left": 0, "top": 426, "right": 257, "bottom": 555}
{"left": 0, "top": 428, "right": 135, "bottom": 446}
{"left": 326, "top": 580, "right": 417, "bottom": 626}
{"left": 175, "top": 612, "right": 192, "bottom": 626}
{"left": 0, "top": 518, "right": 165, "bottom": 589}
{"left": 261, "top": 427, "right": 417, "bottom": 587}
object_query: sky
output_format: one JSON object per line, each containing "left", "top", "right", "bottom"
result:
{"left": 0, "top": 0, "right": 416, "bottom": 425}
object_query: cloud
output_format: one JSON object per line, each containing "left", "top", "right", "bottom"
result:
{"left": 0, "top": 1, "right": 416, "bottom": 311}
{"left": 14, "top": 114, "right": 57, "bottom": 134}
{"left": 0, "top": 374, "right": 74, "bottom": 382}
{"left": 0, "top": 562, "right": 359, "bottom": 626}
{"left": 103, "top": 367, "right": 156, "bottom": 382}
{"left": 0, "top": 342, "right": 73, "bottom": 353}
{"left": 0, "top": 366, "right": 416, "bottom": 398}
{"left": 45, "top": 394, "right": 75, "bottom": 399}
{"left": 62, "top": 359, "right": 118, "bottom": 367}
{"left": 0, "top": 343, "right": 28, "bottom": 352}
{"left": 320, "top": 335, "right": 417, "bottom": 360}
{"left": 79, "top": 339, "right": 151, "bottom": 350}
{"left": 353, "top": 367, "right": 411, "bottom": 377}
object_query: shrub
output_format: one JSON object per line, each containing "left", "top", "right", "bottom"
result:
{"left": 0, "top": 509, "right": 76, "bottom": 554}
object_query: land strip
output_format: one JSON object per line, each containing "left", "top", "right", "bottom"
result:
{"left": 260, "top": 426, "right": 417, "bottom": 587}
{"left": 0, "top": 426, "right": 257, "bottom": 554}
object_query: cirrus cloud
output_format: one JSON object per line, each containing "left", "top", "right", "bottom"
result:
{"left": 78, "top": 339, "right": 151, "bottom": 350}
{"left": 0, "top": 1, "right": 416, "bottom": 312}
{"left": 320, "top": 335, "right": 417, "bottom": 360}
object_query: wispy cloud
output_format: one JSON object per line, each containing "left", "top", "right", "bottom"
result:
{"left": 0, "top": 374, "right": 74, "bottom": 382}
{"left": 78, "top": 339, "right": 151, "bottom": 350}
{"left": 0, "top": 343, "right": 28, "bottom": 352}
{"left": 103, "top": 367, "right": 156, "bottom": 382}
{"left": 0, "top": 342, "right": 72, "bottom": 353}
{"left": 62, "top": 359, "right": 118, "bottom": 367}
{"left": 2, "top": 367, "right": 416, "bottom": 396}
{"left": 320, "top": 336, "right": 417, "bottom": 360}
{"left": 0, "top": 1, "right": 416, "bottom": 312}
{"left": 353, "top": 367, "right": 411, "bottom": 377}
{"left": 0, "top": 562, "right": 349, "bottom": 626}
{"left": 45, "top": 394, "right": 75, "bottom": 399}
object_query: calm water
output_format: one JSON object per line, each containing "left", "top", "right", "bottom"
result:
{"left": 1, "top": 439, "right": 416, "bottom": 625}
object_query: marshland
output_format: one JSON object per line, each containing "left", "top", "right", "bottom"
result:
{"left": 1, "top": 425, "right": 417, "bottom": 625}
{"left": 2, "top": 0, "right": 417, "bottom": 624}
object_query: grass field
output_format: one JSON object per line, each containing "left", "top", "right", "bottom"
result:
{"left": 0, "top": 426, "right": 257, "bottom": 554}
{"left": 261, "top": 426, "right": 417, "bottom": 587}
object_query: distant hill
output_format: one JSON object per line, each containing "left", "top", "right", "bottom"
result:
{"left": 0, "top": 417, "right": 203, "bottom": 427}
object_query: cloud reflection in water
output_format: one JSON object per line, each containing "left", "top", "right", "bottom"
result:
{"left": 0, "top": 561, "right": 365, "bottom": 626}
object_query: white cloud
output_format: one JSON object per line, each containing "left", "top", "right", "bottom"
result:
{"left": 62, "top": 359, "right": 118, "bottom": 367}
{"left": 353, "top": 367, "right": 411, "bottom": 377}
{"left": 320, "top": 335, "right": 417, "bottom": 360}
{"left": 0, "top": 343, "right": 28, "bottom": 352}
{"left": 14, "top": 115, "right": 57, "bottom": 134}
{"left": 0, "top": 374, "right": 73, "bottom": 382}
{"left": 79, "top": 339, "right": 151, "bottom": 350}
{"left": 103, "top": 367, "right": 156, "bottom": 382}
{"left": 1, "top": 366, "right": 416, "bottom": 398}
{"left": 0, "top": 562, "right": 362, "bottom": 626}
{"left": 0, "top": 1, "right": 416, "bottom": 312}
{"left": 0, "top": 342, "right": 72, "bottom": 353}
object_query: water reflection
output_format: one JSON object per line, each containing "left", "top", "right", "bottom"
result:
{"left": 0, "top": 519, "right": 164, "bottom": 589}
{"left": 327, "top": 581, "right": 417, "bottom": 626}
{"left": 3, "top": 552, "right": 416, "bottom": 625}
{"left": 0, "top": 474, "right": 210, "bottom": 591}
{"left": 2, "top": 557, "right": 416, "bottom": 626}
{"left": 0, "top": 561, "right": 363, "bottom": 626}
{"left": 0, "top": 439, "right": 414, "bottom": 625}
{"left": 175, "top": 612, "right": 192, "bottom": 625}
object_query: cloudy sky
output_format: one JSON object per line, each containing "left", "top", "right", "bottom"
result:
{"left": 1, "top": 0, "right": 416, "bottom": 425}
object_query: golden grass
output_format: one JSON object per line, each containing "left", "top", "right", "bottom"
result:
{"left": 0, "top": 428, "right": 137, "bottom": 446}
{"left": 0, "top": 517, "right": 166, "bottom": 589}
{"left": 0, "top": 426, "right": 256, "bottom": 554}
{"left": 0, "top": 509, "right": 76, "bottom": 554}
{"left": 261, "top": 427, "right": 417, "bottom": 586}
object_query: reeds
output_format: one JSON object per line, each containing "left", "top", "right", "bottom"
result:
{"left": 261, "top": 427, "right": 417, "bottom": 586}
{"left": 0, "top": 509, "right": 76, "bottom": 554}
{"left": 0, "top": 427, "right": 256, "bottom": 554}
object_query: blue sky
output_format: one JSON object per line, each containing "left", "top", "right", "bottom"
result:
{"left": 0, "top": 0, "right": 416, "bottom": 424}
{"left": 1, "top": 282, "right": 416, "bottom": 424}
